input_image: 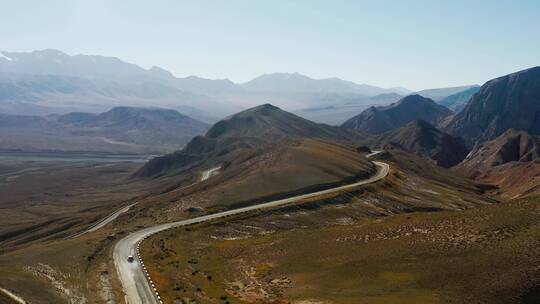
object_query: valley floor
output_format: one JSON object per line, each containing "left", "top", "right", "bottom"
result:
{"left": 1, "top": 150, "right": 539, "bottom": 304}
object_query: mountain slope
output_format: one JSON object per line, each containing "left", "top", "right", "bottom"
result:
{"left": 341, "top": 94, "right": 453, "bottom": 134}
{"left": 445, "top": 67, "right": 540, "bottom": 147}
{"left": 363, "top": 120, "right": 468, "bottom": 167}
{"left": 136, "top": 104, "right": 361, "bottom": 177}
{"left": 458, "top": 129, "right": 540, "bottom": 198}
{"left": 461, "top": 129, "right": 540, "bottom": 169}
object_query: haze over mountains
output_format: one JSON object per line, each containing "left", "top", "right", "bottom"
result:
{"left": 0, "top": 50, "right": 404, "bottom": 120}
{"left": 3, "top": 49, "right": 540, "bottom": 304}
{"left": 0, "top": 49, "right": 479, "bottom": 126}
{"left": 414, "top": 85, "right": 479, "bottom": 101}
{"left": 2, "top": 49, "right": 539, "bottom": 176}
{"left": 2, "top": 49, "right": 538, "bottom": 173}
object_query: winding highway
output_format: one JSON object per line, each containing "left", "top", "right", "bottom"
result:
{"left": 71, "top": 203, "right": 138, "bottom": 238}
{"left": 113, "top": 152, "right": 389, "bottom": 304}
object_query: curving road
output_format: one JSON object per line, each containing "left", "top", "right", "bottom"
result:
{"left": 72, "top": 167, "right": 222, "bottom": 239}
{"left": 114, "top": 153, "right": 388, "bottom": 304}
{"left": 71, "top": 202, "right": 138, "bottom": 238}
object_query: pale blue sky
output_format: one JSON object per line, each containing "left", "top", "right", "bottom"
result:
{"left": 1, "top": 0, "right": 539, "bottom": 90}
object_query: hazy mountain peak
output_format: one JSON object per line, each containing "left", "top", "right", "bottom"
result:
{"left": 149, "top": 66, "right": 175, "bottom": 79}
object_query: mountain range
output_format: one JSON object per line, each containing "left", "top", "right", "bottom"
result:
{"left": 0, "top": 49, "right": 480, "bottom": 125}
{"left": 0, "top": 49, "right": 413, "bottom": 121}
{"left": 415, "top": 85, "right": 479, "bottom": 101}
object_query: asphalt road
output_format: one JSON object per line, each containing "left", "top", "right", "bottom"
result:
{"left": 71, "top": 202, "right": 138, "bottom": 238}
{"left": 72, "top": 167, "right": 222, "bottom": 239}
{"left": 200, "top": 166, "right": 220, "bottom": 181}
{"left": 114, "top": 153, "right": 388, "bottom": 304}
{"left": 0, "top": 287, "right": 26, "bottom": 304}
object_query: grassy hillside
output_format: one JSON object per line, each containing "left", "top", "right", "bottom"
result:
{"left": 130, "top": 139, "right": 376, "bottom": 223}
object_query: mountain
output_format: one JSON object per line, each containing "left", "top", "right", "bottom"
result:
{"left": 341, "top": 94, "right": 453, "bottom": 134}
{"left": 438, "top": 86, "right": 480, "bottom": 112}
{"left": 461, "top": 129, "right": 540, "bottom": 170}
{"left": 445, "top": 67, "right": 540, "bottom": 147}
{"left": 0, "top": 49, "right": 414, "bottom": 118}
{"left": 0, "top": 107, "right": 209, "bottom": 153}
{"left": 363, "top": 120, "right": 468, "bottom": 167}
{"left": 136, "top": 104, "right": 361, "bottom": 177}
{"left": 458, "top": 129, "right": 540, "bottom": 198}
{"left": 241, "top": 72, "right": 407, "bottom": 96}
{"left": 0, "top": 49, "right": 238, "bottom": 95}
{"left": 0, "top": 50, "right": 239, "bottom": 119}
{"left": 415, "top": 85, "right": 479, "bottom": 101}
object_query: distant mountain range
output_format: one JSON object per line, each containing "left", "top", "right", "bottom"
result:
{"left": 0, "top": 106, "right": 208, "bottom": 154}
{"left": 242, "top": 72, "right": 410, "bottom": 95}
{"left": 4, "top": 49, "right": 538, "bottom": 177}
{"left": 414, "top": 85, "right": 479, "bottom": 101}
{"left": 0, "top": 49, "right": 416, "bottom": 122}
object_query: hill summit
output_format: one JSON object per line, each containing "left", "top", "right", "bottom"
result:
{"left": 135, "top": 104, "right": 360, "bottom": 177}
